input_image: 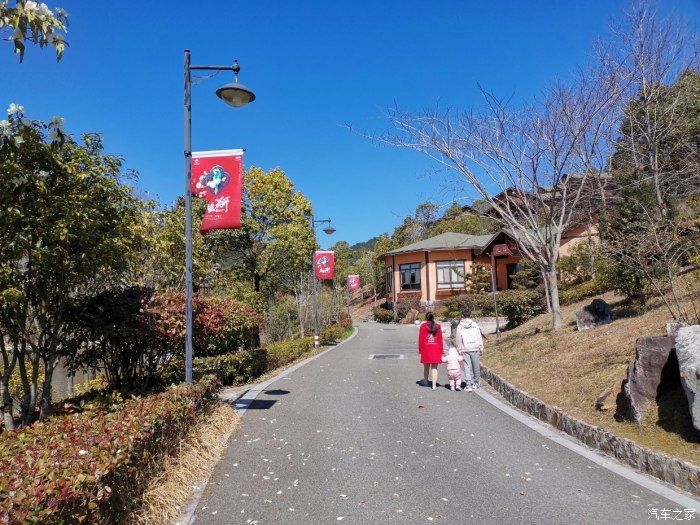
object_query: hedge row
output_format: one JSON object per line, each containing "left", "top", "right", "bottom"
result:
{"left": 160, "top": 337, "right": 316, "bottom": 386}
{"left": 0, "top": 376, "right": 219, "bottom": 524}
{"left": 443, "top": 290, "right": 545, "bottom": 327}
{"left": 373, "top": 306, "right": 394, "bottom": 323}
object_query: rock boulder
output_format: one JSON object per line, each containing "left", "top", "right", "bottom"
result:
{"left": 675, "top": 325, "right": 700, "bottom": 432}
{"left": 595, "top": 381, "right": 622, "bottom": 412}
{"left": 399, "top": 308, "right": 419, "bottom": 325}
{"left": 621, "top": 335, "right": 676, "bottom": 422}
{"left": 575, "top": 298, "right": 613, "bottom": 331}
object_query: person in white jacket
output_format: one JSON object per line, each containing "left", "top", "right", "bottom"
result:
{"left": 455, "top": 308, "right": 485, "bottom": 392}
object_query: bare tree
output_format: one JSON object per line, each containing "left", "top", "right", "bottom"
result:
{"left": 600, "top": 2, "right": 699, "bottom": 320}
{"left": 605, "top": 1, "right": 699, "bottom": 213}
{"left": 378, "top": 62, "right": 624, "bottom": 329}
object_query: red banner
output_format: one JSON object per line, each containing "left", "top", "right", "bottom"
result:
{"left": 191, "top": 149, "right": 244, "bottom": 233}
{"left": 347, "top": 275, "right": 360, "bottom": 292}
{"left": 314, "top": 251, "right": 335, "bottom": 280}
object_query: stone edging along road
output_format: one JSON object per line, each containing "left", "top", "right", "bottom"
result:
{"left": 480, "top": 364, "right": 700, "bottom": 496}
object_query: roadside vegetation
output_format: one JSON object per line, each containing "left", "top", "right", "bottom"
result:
{"left": 482, "top": 284, "right": 700, "bottom": 466}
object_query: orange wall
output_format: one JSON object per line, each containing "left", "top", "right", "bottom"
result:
{"left": 385, "top": 248, "right": 476, "bottom": 302}
{"left": 559, "top": 222, "right": 599, "bottom": 258}
{"left": 494, "top": 255, "right": 521, "bottom": 291}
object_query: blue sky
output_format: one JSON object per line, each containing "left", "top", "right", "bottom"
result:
{"left": 2, "top": 0, "right": 698, "bottom": 247}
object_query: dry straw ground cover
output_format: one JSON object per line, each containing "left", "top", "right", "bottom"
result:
{"left": 483, "top": 289, "right": 700, "bottom": 465}
{"left": 132, "top": 402, "right": 239, "bottom": 525}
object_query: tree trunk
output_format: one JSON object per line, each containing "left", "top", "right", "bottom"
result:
{"left": 548, "top": 268, "right": 562, "bottom": 330}
{"left": 1, "top": 372, "right": 15, "bottom": 431}
{"left": 17, "top": 349, "right": 32, "bottom": 426}
{"left": 39, "top": 359, "right": 54, "bottom": 420}
{"left": 542, "top": 270, "right": 552, "bottom": 314}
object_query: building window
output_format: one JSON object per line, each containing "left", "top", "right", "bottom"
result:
{"left": 436, "top": 260, "right": 465, "bottom": 289}
{"left": 386, "top": 266, "right": 393, "bottom": 292}
{"left": 399, "top": 263, "right": 421, "bottom": 290}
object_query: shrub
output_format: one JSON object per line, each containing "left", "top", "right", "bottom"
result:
{"left": 496, "top": 289, "right": 545, "bottom": 326}
{"left": 150, "top": 292, "right": 262, "bottom": 357}
{"left": 264, "top": 295, "right": 300, "bottom": 343}
{"left": 373, "top": 306, "right": 394, "bottom": 323}
{"left": 0, "top": 376, "right": 219, "bottom": 524}
{"left": 159, "top": 351, "right": 267, "bottom": 386}
{"left": 511, "top": 259, "right": 544, "bottom": 290}
{"left": 65, "top": 290, "right": 262, "bottom": 392}
{"left": 319, "top": 325, "right": 344, "bottom": 345}
{"left": 64, "top": 287, "right": 171, "bottom": 392}
{"left": 158, "top": 336, "right": 315, "bottom": 387}
{"left": 338, "top": 312, "right": 353, "bottom": 330}
{"left": 265, "top": 337, "right": 315, "bottom": 370}
{"left": 559, "top": 278, "right": 610, "bottom": 305}
{"left": 443, "top": 294, "right": 495, "bottom": 317}
{"left": 395, "top": 296, "right": 421, "bottom": 320}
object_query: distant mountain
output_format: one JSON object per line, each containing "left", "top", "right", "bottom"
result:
{"left": 350, "top": 236, "right": 379, "bottom": 252}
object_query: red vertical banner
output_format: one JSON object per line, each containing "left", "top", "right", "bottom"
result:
{"left": 314, "top": 251, "right": 335, "bottom": 280}
{"left": 191, "top": 149, "right": 244, "bottom": 233}
{"left": 347, "top": 275, "right": 360, "bottom": 292}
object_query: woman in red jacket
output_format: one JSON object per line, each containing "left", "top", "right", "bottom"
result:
{"left": 418, "top": 312, "right": 444, "bottom": 390}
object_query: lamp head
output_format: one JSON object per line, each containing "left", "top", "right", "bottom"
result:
{"left": 216, "top": 60, "right": 256, "bottom": 108}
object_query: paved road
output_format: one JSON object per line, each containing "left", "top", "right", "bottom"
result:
{"left": 193, "top": 323, "right": 697, "bottom": 524}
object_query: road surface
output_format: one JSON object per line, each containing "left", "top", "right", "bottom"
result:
{"left": 192, "top": 323, "right": 698, "bottom": 524}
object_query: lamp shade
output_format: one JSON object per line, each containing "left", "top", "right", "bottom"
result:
{"left": 216, "top": 82, "right": 256, "bottom": 108}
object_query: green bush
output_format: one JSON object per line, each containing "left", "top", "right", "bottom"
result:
{"left": 65, "top": 289, "right": 262, "bottom": 392}
{"left": 511, "top": 259, "right": 544, "bottom": 290}
{"left": 265, "top": 337, "right": 315, "bottom": 370}
{"left": 373, "top": 306, "right": 394, "bottom": 323}
{"left": 160, "top": 351, "right": 267, "bottom": 386}
{"left": 159, "top": 336, "right": 316, "bottom": 387}
{"left": 434, "top": 307, "right": 461, "bottom": 320}
{"left": 497, "top": 289, "right": 545, "bottom": 326}
{"left": 559, "top": 278, "right": 610, "bottom": 305}
{"left": 443, "top": 294, "right": 495, "bottom": 317}
{"left": 320, "top": 325, "right": 344, "bottom": 345}
{"left": 0, "top": 376, "right": 219, "bottom": 524}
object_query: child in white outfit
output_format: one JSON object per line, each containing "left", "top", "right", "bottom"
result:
{"left": 441, "top": 347, "right": 464, "bottom": 391}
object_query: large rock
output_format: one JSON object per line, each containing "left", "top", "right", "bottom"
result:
{"left": 675, "top": 325, "right": 700, "bottom": 432}
{"left": 575, "top": 298, "right": 613, "bottom": 331}
{"left": 399, "top": 308, "right": 419, "bottom": 325}
{"left": 595, "top": 381, "right": 622, "bottom": 412}
{"left": 620, "top": 335, "right": 676, "bottom": 422}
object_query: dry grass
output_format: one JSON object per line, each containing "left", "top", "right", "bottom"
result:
{"left": 483, "top": 288, "right": 700, "bottom": 466}
{"left": 129, "top": 402, "right": 239, "bottom": 525}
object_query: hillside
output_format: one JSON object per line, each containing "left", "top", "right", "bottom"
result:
{"left": 482, "top": 289, "right": 700, "bottom": 465}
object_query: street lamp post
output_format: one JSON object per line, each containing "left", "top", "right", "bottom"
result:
{"left": 308, "top": 215, "right": 335, "bottom": 348}
{"left": 184, "top": 49, "right": 255, "bottom": 383}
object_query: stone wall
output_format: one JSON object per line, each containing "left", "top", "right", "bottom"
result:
{"left": 481, "top": 365, "right": 700, "bottom": 495}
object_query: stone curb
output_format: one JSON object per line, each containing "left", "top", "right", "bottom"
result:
{"left": 480, "top": 365, "right": 700, "bottom": 495}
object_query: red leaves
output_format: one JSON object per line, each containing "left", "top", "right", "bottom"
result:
{"left": 0, "top": 377, "right": 219, "bottom": 524}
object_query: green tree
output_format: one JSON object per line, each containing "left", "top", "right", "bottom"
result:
{"left": 0, "top": 108, "right": 145, "bottom": 427}
{"left": 0, "top": 0, "right": 68, "bottom": 61}
{"left": 139, "top": 198, "right": 216, "bottom": 292}
{"left": 209, "top": 166, "right": 314, "bottom": 298}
